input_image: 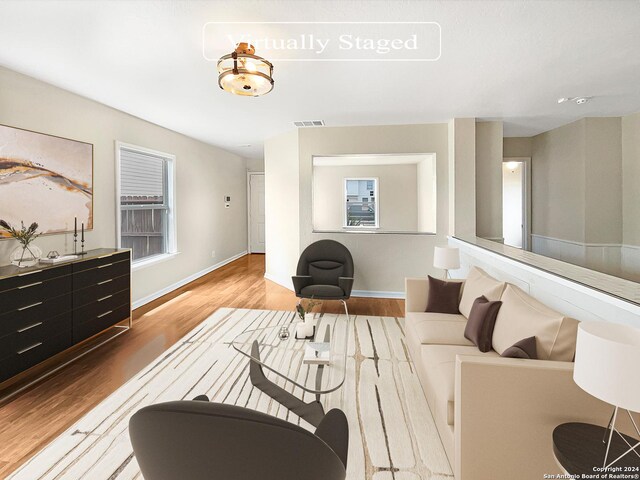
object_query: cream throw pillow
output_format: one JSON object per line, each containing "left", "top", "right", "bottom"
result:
{"left": 458, "top": 267, "right": 506, "bottom": 318}
{"left": 492, "top": 285, "right": 579, "bottom": 361}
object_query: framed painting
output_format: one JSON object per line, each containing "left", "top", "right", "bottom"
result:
{"left": 0, "top": 124, "right": 93, "bottom": 237}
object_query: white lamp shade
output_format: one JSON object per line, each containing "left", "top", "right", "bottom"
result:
{"left": 573, "top": 321, "right": 640, "bottom": 413}
{"left": 433, "top": 246, "right": 460, "bottom": 270}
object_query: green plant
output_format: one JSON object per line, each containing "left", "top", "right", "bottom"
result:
{"left": 0, "top": 219, "right": 41, "bottom": 246}
{"left": 296, "top": 298, "right": 321, "bottom": 320}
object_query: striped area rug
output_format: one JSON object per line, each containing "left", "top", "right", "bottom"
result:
{"left": 9, "top": 308, "right": 453, "bottom": 480}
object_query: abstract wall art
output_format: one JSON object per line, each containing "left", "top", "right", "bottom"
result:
{"left": 0, "top": 124, "right": 93, "bottom": 237}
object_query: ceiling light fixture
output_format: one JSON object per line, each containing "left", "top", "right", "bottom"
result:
{"left": 217, "top": 43, "right": 274, "bottom": 97}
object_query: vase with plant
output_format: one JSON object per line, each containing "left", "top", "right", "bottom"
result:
{"left": 0, "top": 220, "right": 43, "bottom": 267}
{"left": 295, "top": 298, "right": 321, "bottom": 339}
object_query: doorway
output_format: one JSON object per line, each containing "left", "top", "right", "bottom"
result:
{"left": 248, "top": 172, "right": 265, "bottom": 253}
{"left": 502, "top": 158, "right": 531, "bottom": 250}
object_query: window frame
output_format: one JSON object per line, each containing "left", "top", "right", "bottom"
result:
{"left": 343, "top": 177, "right": 379, "bottom": 229}
{"left": 115, "top": 141, "right": 177, "bottom": 269}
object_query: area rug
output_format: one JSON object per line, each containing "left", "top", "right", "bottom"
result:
{"left": 9, "top": 308, "right": 453, "bottom": 480}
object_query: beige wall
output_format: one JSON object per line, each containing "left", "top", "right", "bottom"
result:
{"left": 264, "top": 123, "right": 449, "bottom": 294}
{"left": 531, "top": 118, "right": 623, "bottom": 245}
{"left": 0, "top": 66, "right": 248, "bottom": 304}
{"left": 313, "top": 164, "right": 419, "bottom": 232}
{"left": 623, "top": 112, "right": 640, "bottom": 246}
{"left": 503, "top": 137, "right": 532, "bottom": 157}
{"left": 246, "top": 157, "right": 265, "bottom": 172}
{"left": 584, "top": 117, "right": 622, "bottom": 244}
{"left": 531, "top": 119, "right": 587, "bottom": 242}
{"left": 416, "top": 156, "right": 437, "bottom": 233}
{"left": 448, "top": 118, "right": 476, "bottom": 238}
{"left": 264, "top": 130, "right": 300, "bottom": 288}
{"left": 475, "top": 121, "right": 503, "bottom": 240}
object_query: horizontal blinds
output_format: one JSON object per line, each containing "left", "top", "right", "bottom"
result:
{"left": 120, "top": 148, "right": 166, "bottom": 199}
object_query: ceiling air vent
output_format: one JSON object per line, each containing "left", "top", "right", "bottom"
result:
{"left": 293, "top": 120, "right": 325, "bottom": 127}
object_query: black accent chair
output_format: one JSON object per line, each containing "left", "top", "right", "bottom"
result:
{"left": 129, "top": 400, "right": 349, "bottom": 480}
{"left": 292, "top": 240, "right": 354, "bottom": 316}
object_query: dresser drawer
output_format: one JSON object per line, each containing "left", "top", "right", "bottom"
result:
{"left": 0, "top": 265, "right": 72, "bottom": 293}
{"left": 0, "top": 274, "right": 72, "bottom": 315}
{"left": 72, "top": 259, "right": 130, "bottom": 288}
{"left": 73, "top": 289, "right": 130, "bottom": 326}
{"left": 73, "top": 304, "right": 130, "bottom": 344}
{"left": 0, "top": 330, "right": 72, "bottom": 383}
{"left": 71, "top": 251, "right": 130, "bottom": 274}
{"left": 0, "top": 312, "right": 71, "bottom": 361}
{"left": 73, "top": 274, "right": 130, "bottom": 309}
{"left": 0, "top": 293, "right": 72, "bottom": 338}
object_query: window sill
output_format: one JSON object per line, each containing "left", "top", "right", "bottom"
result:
{"left": 131, "top": 252, "right": 181, "bottom": 271}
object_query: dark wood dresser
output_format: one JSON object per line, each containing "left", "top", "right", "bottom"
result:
{"left": 0, "top": 248, "right": 131, "bottom": 385}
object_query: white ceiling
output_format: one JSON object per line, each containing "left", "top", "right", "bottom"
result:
{"left": 0, "top": 1, "right": 639, "bottom": 159}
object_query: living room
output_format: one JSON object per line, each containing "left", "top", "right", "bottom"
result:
{"left": 0, "top": 1, "right": 639, "bottom": 479}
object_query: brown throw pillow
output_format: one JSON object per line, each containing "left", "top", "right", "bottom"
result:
{"left": 464, "top": 296, "right": 502, "bottom": 352}
{"left": 501, "top": 336, "right": 538, "bottom": 359}
{"left": 425, "top": 276, "right": 463, "bottom": 314}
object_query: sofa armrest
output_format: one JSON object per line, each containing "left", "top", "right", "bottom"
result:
{"left": 291, "top": 275, "right": 312, "bottom": 295}
{"left": 405, "top": 277, "right": 430, "bottom": 314}
{"left": 453, "top": 355, "right": 634, "bottom": 480}
{"left": 338, "top": 277, "right": 354, "bottom": 297}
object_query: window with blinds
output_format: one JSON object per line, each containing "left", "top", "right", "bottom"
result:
{"left": 117, "top": 145, "right": 175, "bottom": 262}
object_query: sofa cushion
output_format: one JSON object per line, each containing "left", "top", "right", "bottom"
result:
{"left": 406, "top": 312, "right": 473, "bottom": 347}
{"left": 458, "top": 267, "right": 506, "bottom": 318}
{"left": 464, "top": 296, "right": 503, "bottom": 352}
{"left": 501, "top": 336, "right": 538, "bottom": 359}
{"left": 492, "top": 285, "right": 579, "bottom": 361}
{"left": 421, "top": 345, "right": 499, "bottom": 426}
{"left": 426, "top": 276, "right": 463, "bottom": 314}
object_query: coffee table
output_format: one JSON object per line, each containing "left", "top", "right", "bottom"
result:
{"left": 231, "top": 314, "right": 349, "bottom": 427}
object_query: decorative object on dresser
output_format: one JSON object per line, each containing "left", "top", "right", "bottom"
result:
{"left": 0, "top": 124, "right": 93, "bottom": 236}
{"left": 0, "top": 219, "right": 42, "bottom": 267}
{"left": 433, "top": 246, "right": 460, "bottom": 279}
{"left": 573, "top": 321, "right": 640, "bottom": 469}
{"left": 0, "top": 248, "right": 131, "bottom": 399}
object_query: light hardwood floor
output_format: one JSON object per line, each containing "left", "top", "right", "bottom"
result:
{"left": 0, "top": 254, "right": 404, "bottom": 477}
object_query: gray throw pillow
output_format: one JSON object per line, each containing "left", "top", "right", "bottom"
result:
{"left": 464, "top": 296, "right": 502, "bottom": 352}
{"left": 501, "top": 336, "right": 538, "bottom": 359}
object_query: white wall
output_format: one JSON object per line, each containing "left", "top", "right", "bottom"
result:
{"left": 623, "top": 112, "right": 640, "bottom": 247}
{"left": 502, "top": 162, "right": 523, "bottom": 248}
{"left": 0, "top": 66, "right": 248, "bottom": 305}
{"left": 246, "top": 157, "right": 265, "bottom": 172}
{"left": 417, "top": 156, "right": 437, "bottom": 233}
{"left": 312, "top": 163, "right": 420, "bottom": 232}
{"left": 264, "top": 129, "right": 300, "bottom": 289}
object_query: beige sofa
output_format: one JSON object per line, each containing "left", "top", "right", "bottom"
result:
{"left": 405, "top": 267, "right": 627, "bottom": 480}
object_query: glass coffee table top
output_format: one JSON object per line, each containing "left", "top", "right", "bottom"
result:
{"left": 231, "top": 313, "right": 349, "bottom": 396}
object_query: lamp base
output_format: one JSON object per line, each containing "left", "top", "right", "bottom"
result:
{"left": 601, "top": 406, "right": 640, "bottom": 469}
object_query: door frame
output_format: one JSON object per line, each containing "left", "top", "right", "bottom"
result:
{"left": 247, "top": 171, "right": 265, "bottom": 254}
{"left": 502, "top": 157, "right": 532, "bottom": 251}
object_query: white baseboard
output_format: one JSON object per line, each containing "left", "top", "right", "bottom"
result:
{"left": 133, "top": 251, "right": 248, "bottom": 309}
{"left": 264, "top": 272, "right": 294, "bottom": 291}
{"left": 352, "top": 290, "right": 405, "bottom": 299}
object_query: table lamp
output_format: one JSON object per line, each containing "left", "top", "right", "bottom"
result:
{"left": 573, "top": 321, "right": 640, "bottom": 469}
{"left": 433, "top": 246, "right": 460, "bottom": 279}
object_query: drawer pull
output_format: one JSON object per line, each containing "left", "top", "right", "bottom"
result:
{"left": 97, "top": 263, "right": 113, "bottom": 269}
{"left": 97, "top": 279, "right": 113, "bottom": 286}
{"left": 18, "top": 269, "right": 43, "bottom": 277}
{"left": 18, "top": 281, "right": 43, "bottom": 290}
{"left": 17, "top": 342, "right": 43, "bottom": 355}
{"left": 17, "top": 301, "right": 43, "bottom": 311}
{"left": 97, "top": 294, "right": 113, "bottom": 302}
{"left": 18, "top": 322, "right": 43, "bottom": 333}
{"left": 97, "top": 310, "right": 113, "bottom": 319}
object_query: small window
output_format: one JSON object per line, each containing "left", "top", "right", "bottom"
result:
{"left": 344, "top": 178, "right": 378, "bottom": 228}
{"left": 117, "top": 143, "right": 176, "bottom": 263}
